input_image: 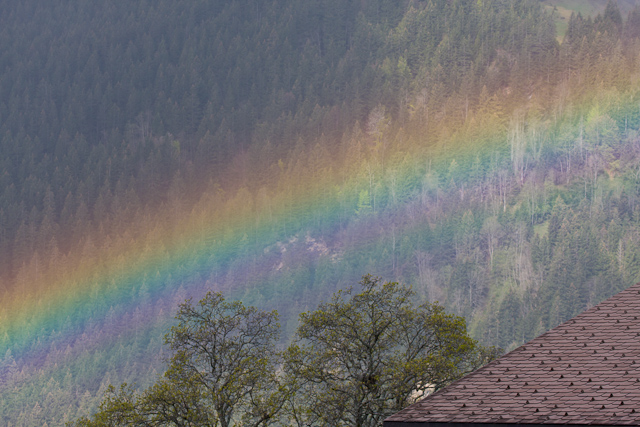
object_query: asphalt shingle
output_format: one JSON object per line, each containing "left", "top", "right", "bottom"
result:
{"left": 384, "top": 283, "right": 640, "bottom": 426}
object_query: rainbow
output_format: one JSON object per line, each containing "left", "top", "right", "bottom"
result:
{"left": 3, "top": 46, "right": 640, "bottom": 421}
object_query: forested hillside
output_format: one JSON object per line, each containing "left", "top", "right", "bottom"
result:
{"left": 2, "top": 0, "right": 640, "bottom": 425}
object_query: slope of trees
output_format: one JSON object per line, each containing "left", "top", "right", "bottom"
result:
{"left": 0, "top": 0, "right": 556, "bottom": 293}
{"left": 3, "top": 0, "right": 640, "bottom": 425}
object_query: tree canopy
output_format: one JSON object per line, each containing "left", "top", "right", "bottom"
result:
{"left": 70, "top": 292, "right": 287, "bottom": 427}
{"left": 285, "top": 275, "right": 498, "bottom": 427}
{"left": 70, "top": 276, "right": 495, "bottom": 426}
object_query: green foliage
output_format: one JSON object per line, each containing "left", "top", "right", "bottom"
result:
{"left": 70, "top": 292, "right": 286, "bottom": 427}
{"left": 283, "top": 275, "right": 497, "bottom": 427}
{"left": 70, "top": 278, "right": 495, "bottom": 427}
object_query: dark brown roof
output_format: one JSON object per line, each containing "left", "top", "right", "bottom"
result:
{"left": 385, "top": 282, "right": 640, "bottom": 426}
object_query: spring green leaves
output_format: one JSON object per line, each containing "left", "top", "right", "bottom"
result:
{"left": 71, "top": 276, "right": 497, "bottom": 427}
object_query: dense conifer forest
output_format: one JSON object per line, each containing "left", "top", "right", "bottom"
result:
{"left": 3, "top": 0, "right": 640, "bottom": 424}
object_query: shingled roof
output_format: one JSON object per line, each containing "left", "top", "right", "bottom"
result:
{"left": 385, "top": 282, "right": 640, "bottom": 427}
